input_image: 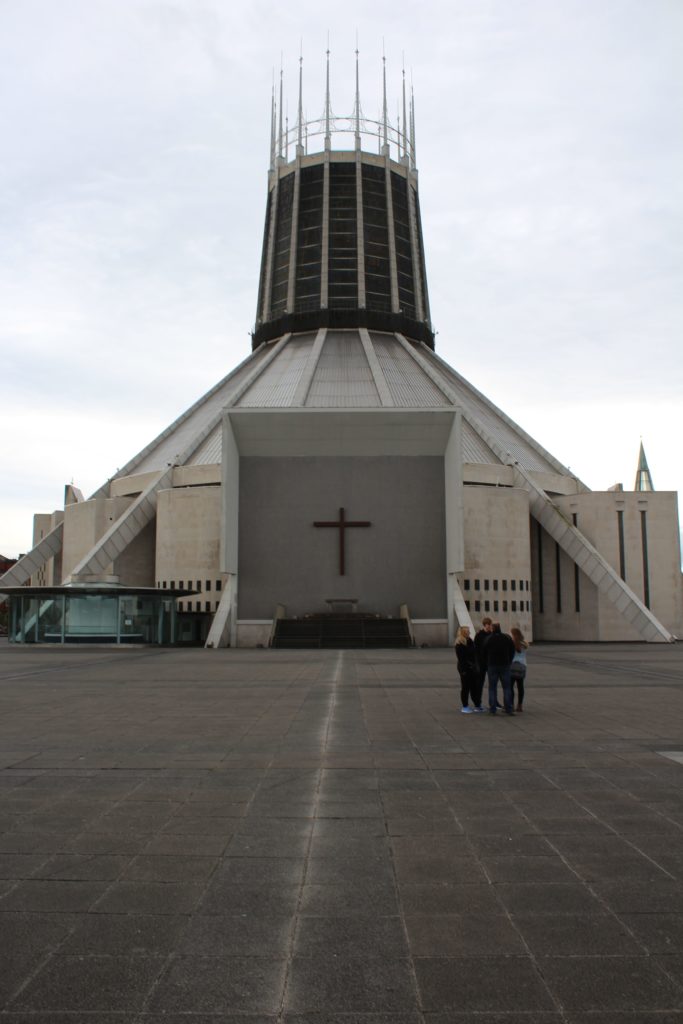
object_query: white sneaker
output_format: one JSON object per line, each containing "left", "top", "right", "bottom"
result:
{"left": 461, "top": 706, "right": 474, "bottom": 714}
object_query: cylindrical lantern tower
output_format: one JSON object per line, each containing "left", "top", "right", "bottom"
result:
{"left": 252, "top": 53, "right": 434, "bottom": 349}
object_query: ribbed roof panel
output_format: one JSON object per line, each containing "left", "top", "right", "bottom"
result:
{"left": 237, "top": 333, "right": 315, "bottom": 407}
{"left": 130, "top": 344, "right": 272, "bottom": 475}
{"left": 306, "top": 330, "right": 380, "bottom": 407}
{"left": 421, "top": 350, "right": 564, "bottom": 475}
{"left": 372, "top": 334, "right": 449, "bottom": 407}
{"left": 462, "top": 420, "right": 498, "bottom": 464}
{"left": 188, "top": 424, "right": 222, "bottom": 465}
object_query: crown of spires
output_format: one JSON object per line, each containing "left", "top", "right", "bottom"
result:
{"left": 269, "top": 43, "right": 417, "bottom": 169}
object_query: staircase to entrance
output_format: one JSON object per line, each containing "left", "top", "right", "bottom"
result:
{"left": 271, "top": 615, "right": 412, "bottom": 649}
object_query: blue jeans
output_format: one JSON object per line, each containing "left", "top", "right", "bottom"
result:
{"left": 488, "top": 663, "right": 513, "bottom": 713}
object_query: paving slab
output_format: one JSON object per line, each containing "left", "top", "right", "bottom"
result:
{"left": 1, "top": 640, "right": 683, "bottom": 1019}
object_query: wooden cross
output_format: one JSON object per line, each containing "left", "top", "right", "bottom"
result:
{"left": 313, "top": 507, "right": 371, "bottom": 575}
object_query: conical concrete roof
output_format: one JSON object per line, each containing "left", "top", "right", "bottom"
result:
{"left": 115, "top": 328, "right": 579, "bottom": 486}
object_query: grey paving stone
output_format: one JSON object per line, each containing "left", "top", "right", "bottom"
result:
{"left": 0, "top": 853, "right": 47, "bottom": 878}
{"left": 618, "top": 913, "right": 683, "bottom": 952}
{"left": 179, "top": 912, "right": 294, "bottom": 956}
{"left": 59, "top": 912, "right": 188, "bottom": 954}
{"left": 293, "top": 915, "right": 409, "bottom": 958}
{"left": 513, "top": 913, "right": 643, "bottom": 955}
{"left": 304, "top": 855, "right": 394, "bottom": 885}
{"left": 120, "top": 853, "right": 217, "bottom": 882}
{"left": 414, "top": 956, "right": 555, "bottom": 1012}
{"left": 0, "top": 879, "right": 107, "bottom": 912}
{"left": 398, "top": 881, "right": 504, "bottom": 915}
{"left": 540, "top": 956, "right": 683, "bottom": 1010}
{"left": 10, "top": 954, "right": 165, "bottom": 1011}
{"left": 91, "top": 879, "right": 205, "bottom": 915}
{"left": 300, "top": 882, "right": 400, "bottom": 917}
{"left": 591, "top": 881, "right": 683, "bottom": 914}
{"left": 493, "top": 882, "right": 605, "bottom": 915}
{"left": 477, "top": 855, "right": 578, "bottom": 883}
{"left": 198, "top": 881, "right": 302, "bottom": 916}
{"left": 33, "top": 853, "right": 130, "bottom": 881}
{"left": 405, "top": 912, "right": 525, "bottom": 956}
{"left": 284, "top": 956, "right": 418, "bottom": 1012}
{"left": 148, "top": 955, "right": 286, "bottom": 1013}
{"left": 565, "top": 1014, "right": 683, "bottom": 1024}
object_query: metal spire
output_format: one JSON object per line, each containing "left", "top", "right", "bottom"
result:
{"left": 296, "top": 43, "right": 304, "bottom": 154}
{"left": 354, "top": 36, "right": 361, "bottom": 149}
{"left": 324, "top": 37, "right": 332, "bottom": 149}
{"left": 635, "top": 440, "right": 655, "bottom": 491}
{"left": 402, "top": 58, "right": 408, "bottom": 164}
{"left": 269, "top": 72, "right": 276, "bottom": 169}
{"left": 278, "top": 58, "right": 284, "bottom": 161}
{"left": 410, "top": 80, "right": 416, "bottom": 165}
{"left": 382, "top": 44, "right": 389, "bottom": 154}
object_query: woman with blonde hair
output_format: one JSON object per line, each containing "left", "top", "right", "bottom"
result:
{"left": 454, "top": 625, "right": 484, "bottom": 714}
{"left": 510, "top": 627, "right": 528, "bottom": 712}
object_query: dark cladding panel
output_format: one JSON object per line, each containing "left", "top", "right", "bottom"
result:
{"left": 270, "top": 173, "right": 295, "bottom": 316}
{"left": 328, "top": 162, "right": 358, "bottom": 308}
{"left": 255, "top": 187, "right": 273, "bottom": 323}
{"left": 413, "top": 187, "right": 431, "bottom": 323}
{"left": 295, "top": 164, "right": 324, "bottom": 312}
{"left": 362, "top": 164, "right": 391, "bottom": 313}
{"left": 391, "top": 170, "right": 416, "bottom": 320}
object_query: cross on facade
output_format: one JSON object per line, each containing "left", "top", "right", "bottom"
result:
{"left": 313, "top": 507, "right": 371, "bottom": 575}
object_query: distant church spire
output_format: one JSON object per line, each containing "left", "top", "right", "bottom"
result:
{"left": 634, "top": 441, "right": 654, "bottom": 491}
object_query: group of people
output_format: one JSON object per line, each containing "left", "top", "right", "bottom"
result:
{"left": 454, "top": 616, "right": 528, "bottom": 716}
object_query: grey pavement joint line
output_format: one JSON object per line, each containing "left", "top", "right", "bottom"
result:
{"left": 277, "top": 649, "right": 341, "bottom": 1018}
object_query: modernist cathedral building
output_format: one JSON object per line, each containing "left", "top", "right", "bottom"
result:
{"left": 3, "top": 56, "right": 682, "bottom": 647}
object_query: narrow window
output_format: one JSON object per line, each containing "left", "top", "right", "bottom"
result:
{"left": 484, "top": 600, "right": 490, "bottom": 612}
{"left": 474, "top": 600, "right": 481, "bottom": 612}
{"left": 171, "top": 581, "right": 175, "bottom": 589}
{"left": 502, "top": 601, "right": 508, "bottom": 612}
{"left": 572, "top": 514, "right": 580, "bottom": 612}
{"left": 465, "top": 600, "right": 470, "bottom": 611}
{"left": 484, "top": 580, "right": 490, "bottom": 591}
{"left": 216, "top": 579, "right": 222, "bottom": 591}
{"left": 555, "top": 542, "right": 562, "bottom": 614}
{"left": 617, "top": 510, "right": 626, "bottom": 580}
{"left": 502, "top": 580, "right": 508, "bottom": 592}
{"left": 537, "top": 521, "right": 544, "bottom": 613}
{"left": 206, "top": 580, "right": 211, "bottom": 591}
{"left": 179, "top": 580, "right": 184, "bottom": 589}
{"left": 464, "top": 579, "right": 470, "bottom": 591}
{"left": 205, "top": 601, "right": 211, "bottom": 613}
{"left": 511, "top": 580, "right": 516, "bottom": 591}
{"left": 641, "top": 510, "right": 650, "bottom": 608}
{"left": 196, "top": 579, "right": 201, "bottom": 590}
{"left": 511, "top": 600, "right": 517, "bottom": 612}
{"left": 493, "top": 580, "right": 498, "bottom": 592}
{"left": 475, "top": 579, "right": 481, "bottom": 590}
{"left": 493, "top": 600, "right": 499, "bottom": 612}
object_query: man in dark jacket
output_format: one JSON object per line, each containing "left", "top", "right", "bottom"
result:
{"left": 483, "top": 623, "right": 515, "bottom": 715}
{"left": 474, "top": 617, "right": 493, "bottom": 703}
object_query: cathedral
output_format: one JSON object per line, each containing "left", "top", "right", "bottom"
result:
{"left": 2, "top": 56, "right": 682, "bottom": 647}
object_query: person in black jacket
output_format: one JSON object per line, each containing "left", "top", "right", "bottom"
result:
{"left": 454, "top": 626, "right": 484, "bottom": 713}
{"left": 483, "top": 622, "right": 515, "bottom": 715}
{"left": 473, "top": 617, "right": 492, "bottom": 693}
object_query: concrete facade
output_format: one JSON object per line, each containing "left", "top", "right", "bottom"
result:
{"left": 238, "top": 455, "right": 447, "bottom": 620}
{"left": 155, "top": 486, "right": 222, "bottom": 613}
{"left": 532, "top": 491, "right": 683, "bottom": 642}
{"left": 459, "top": 484, "right": 533, "bottom": 638}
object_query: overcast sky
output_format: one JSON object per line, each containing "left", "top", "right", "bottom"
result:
{"left": 1, "top": 0, "right": 682, "bottom": 558}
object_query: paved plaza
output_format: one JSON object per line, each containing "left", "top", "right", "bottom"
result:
{"left": 1, "top": 641, "right": 683, "bottom": 1022}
